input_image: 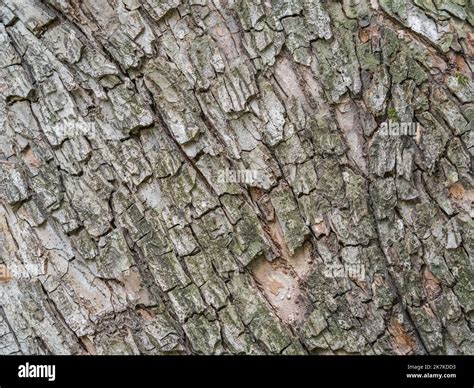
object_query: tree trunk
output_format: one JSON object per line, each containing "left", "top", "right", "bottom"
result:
{"left": 0, "top": 0, "right": 473, "bottom": 355}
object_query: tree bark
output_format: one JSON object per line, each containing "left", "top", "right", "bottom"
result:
{"left": 0, "top": 0, "right": 473, "bottom": 355}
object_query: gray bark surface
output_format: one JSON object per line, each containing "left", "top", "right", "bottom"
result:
{"left": 0, "top": 0, "right": 473, "bottom": 355}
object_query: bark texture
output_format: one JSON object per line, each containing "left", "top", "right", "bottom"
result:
{"left": 0, "top": 0, "right": 473, "bottom": 355}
